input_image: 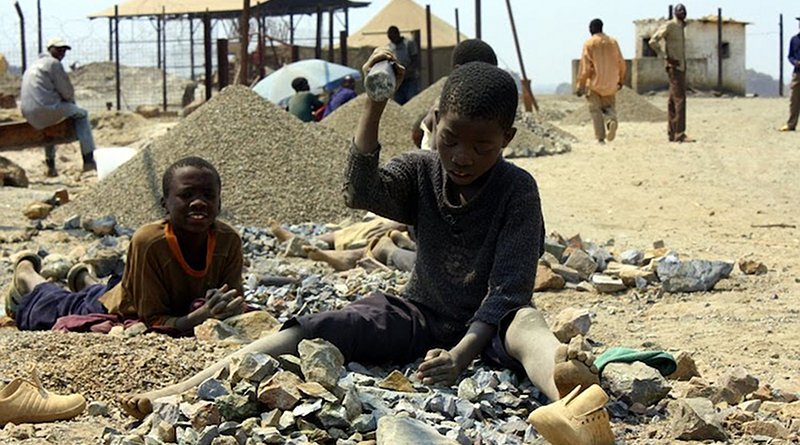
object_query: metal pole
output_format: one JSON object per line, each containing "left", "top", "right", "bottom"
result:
{"left": 475, "top": 0, "right": 481, "bottom": 39}
{"left": 668, "top": 5, "right": 673, "bottom": 20}
{"left": 157, "top": 13, "right": 162, "bottom": 69}
{"left": 258, "top": 11, "right": 265, "bottom": 78}
{"left": 162, "top": 6, "right": 168, "bottom": 112}
{"left": 426, "top": 5, "right": 433, "bottom": 86}
{"left": 779, "top": 14, "right": 784, "bottom": 97}
{"left": 238, "top": 0, "right": 250, "bottom": 85}
{"left": 203, "top": 12, "right": 212, "bottom": 100}
{"left": 190, "top": 18, "right": 196, "bottom": 81}
{"left": 455, "top": 8, "right": 460, "bottom": 44}
{"left": 504, "top": 0, "right": 537, "bottom": 111}
{"left": 717, "top": 8, "right": 722, "bottom": 91}
{"left": 316, "top": 6, "right": 322, "bottom": 59}
{"left": 37, "top": 0, "right": 42, "bottom": 53}
{"left": 14, "top": 2, "right": 26, "bottom": 73}
{"left": 218, "top": 39, "right": 229, "bottom": 89}
{"left": 339, "top": 30, "right": 348, "bottom": 65}
{"left": 328, "top": 9, "right": 335, "bottom": 62}
{"left": 108, "top": 18, "right": 113, "bottom": 61}
{"left": 115, "top": 5, "right": 120, "bottom": 110}
{"left": 290, "top": 14, "right": 295, "bottom": 47}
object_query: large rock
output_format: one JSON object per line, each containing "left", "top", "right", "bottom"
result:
{"left": 718, "top": 367, "right": 759, "bottom": 404}
{"left": 257, "top": 371, "right": 303, "bottom": 410}
{"left": 298, "top": 338, "right": 345, "bottom": 389}
{"left": 563, "top": 249, "right": 598, "bottom": 279}
{"left": 550, "top": 264, "right": 582, "bottom": 284}
{"left": 376, "top": 416, "right": 459, "bottom": 445}
{"left": 224, "top": 311, "right": 280, "bottom": 341}
{"left": 668, "top": 351, "right": 701, "bottom": 381}
{"left": 550, "top": 307, "right": 591, "bottom": 343}
{"left": 232, "top": 352, "right": 279, "bottom": 383}
{"left": 668, "top": 398, "right": 728, "bottom": 441}
{"left": 0, "top": 156, "right": 28, "bottom": 187}
{"left": 742, "top": 420, "right": 790, "bottom": 439}
{"left": 534, "top": 264, "right": 565, "bottom": 291}
{"left": 603, "top": 362, "right": 671, "bottom": 406}
{"left": 194, "top": 319, "right": 242, "bottom": 342}
{"left": 655, "top": 253, "right": 733, "bottom": 292}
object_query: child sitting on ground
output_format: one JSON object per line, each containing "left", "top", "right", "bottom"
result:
{"left": 121, "top": 55, "right": 606, "bottom": 441}
{"left": 6, "top": 156, "right": 244, "bottom": 333}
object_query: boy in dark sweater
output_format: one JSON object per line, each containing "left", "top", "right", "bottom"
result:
{"left": 121, "top": 55, "right": 598, "bottom": 419}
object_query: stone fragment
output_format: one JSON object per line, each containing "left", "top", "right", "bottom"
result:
{"left": 620, "top": 249, "right": 644, "bottom": 265}
{"left": 603, "top": 362, "right": 672, "bottom": 406}
{"left": 668, "top": 398, "right": 728, "bottom": 441}
{"left": 87, "top": 401, "right": 110, "bottom": 416}
{"left": 575, "top": 281, "right": 595, "bottom": 292}
{"left": 277, "top": 411, "right": 295, "bottom": 430}
{"left": 780, "top": 401, "right": 800, "bottom": 420}
{"left": 550, "top": 307, "right": 591, "bottom": 343}
{"left": 232, "top": 352, "right": 279, "bottom": 383}
{"left": 292, "top": 399, "right": 323, "bottom": 417}
{"left": 533, "top": 264, "right": 565, "bottom": 291}
{"left": 457, "top": 378, "right": 479, "bottom": 402}
{"left": 425, "top": 393, "right": 458, "bottom": 418}
{"left": 125, "top": 322, "right": 148, "bottom": 337}
{"left": 742, "top": 420, "right": 790, "bottom": 439}
{"left": 539, "top": 251, "right": 561, "bottom": 268}
{"left": 198, "top": 379, "right": 230, "bottom": 401}
{"left": 298, "top": 338, "right": 345, "bottom": 389}
{"left": 341, "top": 385, "right": 362, "bottom": 420}
{"left": 216, "top": 393, "right": 258, "bottom": 421}
{"left": 655, "top": 254, "right": 734, "bottom": 292}
{"left": 209, "top": 436, "right": 236, "bottom": 445}
{"left": 738, "top": 259, "right": 767, "bottom": 275}
{"left": 563, "top": 249, "right": 598, "bottom": 279}
{"left": 277, "top": 354, "right": 303, "bottom": 376}
{"left": 63, "top": 214, "right": 81, "bottom": 230}
{"left": 225, "top": 311, "right": 280, "bottom": 341}
{"left": 352, "top": 413, "right": 377, "bottom": 433}
{"left": 377, "top": 370, "right": 416, "bottom": 393}
{"left": 738, "top": 400, "right": 762, "bottom": 413}
{"left": 135, "top": 105, "right": 161, "bottom": 118}
{"left": 251, "top": 427, "right": 284, "bottom": 444}
{"left": 187, "top": 401, "right": 221, "bottom": 430}
{"left": 591, "top": 274, "right": 627, "bottom": 293}
{"left": 297, "top": 381, "right": 338, "bottom": 403}
{"left": 618, "top": 268, "right": 658, "bottom": 287}
{"left": 376, "top": 416, "right": 459, "bottom": 445}
{"left": 543, "top": 240, "right": 566, "bottom": 260}
{"left": 668, "top": 351, "right": 701, "bottom": 381}
{"left": 257, "top": 371, "right": 303, "bottom": 410}
{"left": 283, "top": 236, "right": 310, "bottom": 258}
{"left": 718, "top": 367, "right": 759, "bottom": 404}
{"left": 83, "top": 215, "right": 117, "bottom": 236}
{"left": 149, "top": 421, "right": 176, "bottom": 443}
{"left": 194, "top": 319, "right": 241, "bottom": 342}
{"left": 0, "top": 156, "right": 29, "bottom": 187}
{"left": 550, "top": 264, "right": 582, "bottom": 284}
{"left": 197, "top": 425, "right": 219, "bottom": 445}
{"left": 318, "top": 403, "right": 351, "bottom": 429}
{"left": 40, "top": 254, "right": 72, "bottom": 280}
{"left": 24, "top": 202, "right": 53, "bottom": 220}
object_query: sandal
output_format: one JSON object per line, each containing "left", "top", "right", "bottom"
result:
{"left": 5, "top": 251, "right": 42, "bottom": 318}
{"left": 66, "top": 262, "right": 95, "bottom": 292}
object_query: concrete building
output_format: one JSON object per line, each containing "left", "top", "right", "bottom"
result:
{"left": 633, "top": 15, "right": 748, "bottom": 95}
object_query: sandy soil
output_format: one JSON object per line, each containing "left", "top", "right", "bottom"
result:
{"left": 0, "top": 95, "right": 798, "bottom": 444}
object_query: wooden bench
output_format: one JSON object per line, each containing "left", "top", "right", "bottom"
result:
{"left": 0, "top": 118, "right": 77, "bottom": 151}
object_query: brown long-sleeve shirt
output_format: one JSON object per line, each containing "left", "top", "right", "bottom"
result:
{"left": 578, "top": 33, "right": 627, "bottom": 97}
{"left": 99, "top": 220, "right": 243, "bottom": 328}
{"left": 649, "top": 18, "right": 687, "bottom": 71}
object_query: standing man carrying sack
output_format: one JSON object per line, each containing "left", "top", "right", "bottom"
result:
{"left": 576, "top": 18, "right": 626, "bottom": 145}
{"left": 779, "top": 16, "right": 800, "bottom": 132}
{"left": 20, "top": 37, "right": 97, "bottom": 177}
{"left": 649, "top": 4, "right": 695, "bottom": 143}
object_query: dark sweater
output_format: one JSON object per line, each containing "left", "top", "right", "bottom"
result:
{"left": 344, "top": 145, "right": 544, "bottom": 346}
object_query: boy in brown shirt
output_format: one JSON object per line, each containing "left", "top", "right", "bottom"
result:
{"left": 7, "top": 156, "right": 244, "bottom": 332}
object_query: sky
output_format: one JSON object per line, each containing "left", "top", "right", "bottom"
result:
{"left": 1, "top": 0, "right": 798, "bottom": 91}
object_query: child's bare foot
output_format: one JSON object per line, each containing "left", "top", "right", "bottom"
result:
{"left": 388, "top": 230, "right": 416, "bottom": 251}
{"left": 267, "top": 219, "right": 294, "bottom": 243}
{"left": 118, "top": 393, "right": 154, "bottom": 420}
{"left": 553, "top": 335, "right": 599, "bottom": 399}
{"left": 368, "top": 235, "right": 398, "bottom": 264}
{"left": 303, "top": 245, "right": 365, "bottom": 271}
{"left": 356, "top": 256, "right": 391, "bottom": 272}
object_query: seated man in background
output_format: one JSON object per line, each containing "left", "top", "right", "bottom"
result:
{"left": 322, "top": 75, "right": 357, "bottom": 119}
{"left": 20, "top": 37, "right": 96, "bottom": 177}
{"left": 287, "top": 77, "right": 323, "bottom": 123}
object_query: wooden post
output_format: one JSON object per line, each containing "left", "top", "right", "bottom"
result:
{"left": 14, "top": 2, "right": 26, "bottom": 73}
{"left": 114, "top": 5, "right": 120, "bottom": 110}
{"left": 504, "top": 0, "right": 537, "bottom": 111}
{"left": 157, "top": 13, "right": 162, "bottom": 69}
{"left": 425, "top": 5, "right": 433, "bottom": 86}
{"left": 717, "top": 8, "right": 722, "bottom": 91}
{"left": 475, "top": 0, "right": 481, "bottom": 39}
{"left": 203, "top": 12, "right": 212, "bottom": 100}
{"left": 108, "top": 18, "right": 114, "bottom": 62}
{"left": 328, "top": 10, "right": 335, "bottom": 62}
{"left": 162, "top": 6, "right": 168, "bottom": 112}
{"left": 258, "top": 10, "right": 265, "bottom": 78}
{"left": 668, "top": 5, "right": 673, "bottom": 20}
{"left": 315, "top": 6, "right": 323, "bottom": 59}
{"left": 455, "top": 8, "right": 460, "bottom": 44}
{"left": 190, "top": 18, "right": 195, "bottom": 81}
{"left": 779, "top": 14, "right": 784, "bottom": 97}
{"left": 218, "top": 39, "right": 229, "bottom": 89}
{"left": 238, "top": 0, "right": 250, "bottom": 85}
{"left": 37, "top": 0, "right": 42, "bottom": 53}
{"left": 339, "top": 30, "right": 348, "bottom": 65}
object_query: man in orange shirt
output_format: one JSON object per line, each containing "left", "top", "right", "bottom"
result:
{"left": 576, "top": 19, "right": 626, "bottom": 144}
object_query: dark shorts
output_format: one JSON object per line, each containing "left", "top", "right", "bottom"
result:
{"left": 16, "top": 277, "right": 119, "bottom": 331}
{"left": 283, "top": 292, "right": 526, "bottom": 373}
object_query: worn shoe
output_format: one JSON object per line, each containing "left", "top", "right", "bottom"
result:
{"left": 5, "top": 251, "right": 42, "bottom": 318}
{"left": 528, "top": 384, "right": 615, "bottom": 445}
{"left": 675, "top": 134, "right": 696, "bottom": 143}
{"left": 66, "top": 262, "right": 96, "bottom": 292}
{"left": 779, "top": 124, "right": 796, "bottom": 132}
{"left": 0, "top": 367, "right": 86, "bottom": 425}
{"left": 606, "top": 120, "right": 618, "bottom": 142}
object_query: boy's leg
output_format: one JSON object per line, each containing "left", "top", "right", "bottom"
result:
{"left": 303, "top": 246, "right": 365, "bottom": 271}
{"left": 503, "top": 307, "right": 598, "bottom": 401}
{"left": 121, "top": 325, "right": 305, "bottom": 419}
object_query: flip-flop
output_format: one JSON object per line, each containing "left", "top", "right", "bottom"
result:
{"left": 66, "top": 262, "right": 94, "bottom": 293}
{"left": 5, "top": 251, "right": 42, "bottom": 318}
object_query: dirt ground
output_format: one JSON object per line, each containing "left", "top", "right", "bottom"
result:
{"left": 0, "top": 95, "right": 798, "bottom": 444}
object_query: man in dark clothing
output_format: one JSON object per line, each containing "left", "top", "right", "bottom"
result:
{"left": 287, "top": 77, "right": 323, "bottom": 123}
{"left": 780, "top": 17, "right": 800, "bottom": 131}
{"left": 322, "top": 75, "right": 357, "bottom": 118}
{"left": 386, "top": 25, "right": 420, "bottom": 105}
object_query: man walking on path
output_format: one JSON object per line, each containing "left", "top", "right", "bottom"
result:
{"left": 576, "top": 19, "right": 626, "bottom": 144}
{"left": 780, "top": 17, "right": 800, "bottom": 132}
{"left": 20, "top": 38, "right": 96, "bottom": 177}
{"left": 649, "top": 4, "right": 695, "bottom": 143}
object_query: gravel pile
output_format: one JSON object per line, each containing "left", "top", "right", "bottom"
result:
{"left": 90, "top": 111, "right": 150, "bottom": 146}
{"left": 559, "top": 86, "right": 667, "bottom": 125}
{"left": 322, "top": 94, "right": 418, "bottom": 160}
{"left": 402, "top": 76, "right": 448, "bottom": 121}
{"left": 52, "top": 85, "right": 362, "bottom": 227}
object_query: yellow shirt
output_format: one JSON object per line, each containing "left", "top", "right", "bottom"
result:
{"left": 578, "top": 33, "right": 627, "bottom": 97}
{"left": 649, "top": 18, "right": 687, "bottom": 71}
{"left": 99, "top": 220, "right": 243, "bottom": 328}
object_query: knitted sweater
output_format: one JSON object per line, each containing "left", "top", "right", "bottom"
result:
{"left": 344, "top": 145, "right": 544, "bottom": 346}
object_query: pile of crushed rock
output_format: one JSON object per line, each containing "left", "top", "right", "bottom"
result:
{"left": 559, "top": 87, "right": 667, "bottom": 125}
{"left": 52, "top": 86, "right": 363, "bottom": 227}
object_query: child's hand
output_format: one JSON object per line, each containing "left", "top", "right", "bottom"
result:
{"left": 416, "top": 348, "right": 462, "bottom": 386}
{"left": 361, "top": 48, "right": 406, "bottom": 87}
{"left": 204, "top": 284, "right": 243, "bottom": 320}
